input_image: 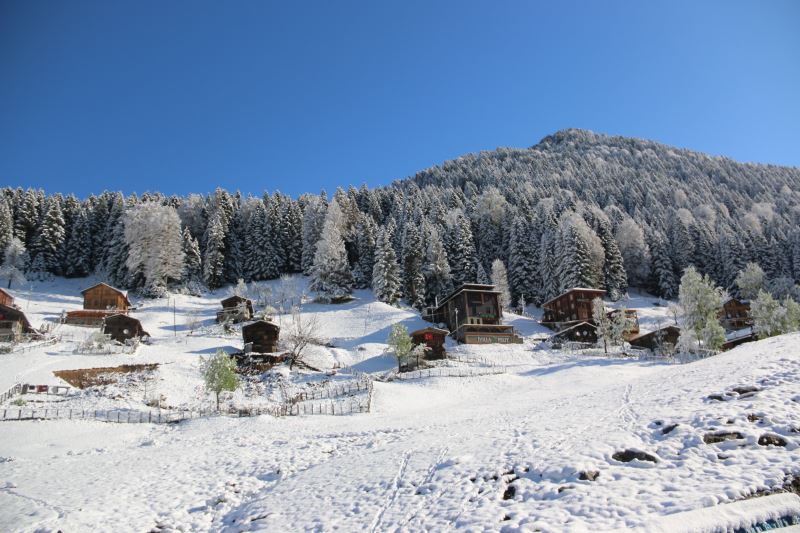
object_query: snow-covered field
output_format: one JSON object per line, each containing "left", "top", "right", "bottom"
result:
{"left": 1, "top": 278, "right": 798, "bottom": 532}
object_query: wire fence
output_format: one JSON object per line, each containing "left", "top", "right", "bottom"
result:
{"left": 286, "top": 377, "right": 373, "bottom": 404}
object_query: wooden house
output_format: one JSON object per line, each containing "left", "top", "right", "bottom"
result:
{"left": 217, "top": 295, "right": 254, "bottom": 324}
{"left": 550, "top": 322, "right": 598, "bottom": 346}
{"left": 410, "top": 327, "right": 448, "bottom": 359}
{"left": 66, "top": 283, "right": 132, "bottom": 326}
{"left": 0, "top": 288, "right": 15, "bottom": 308}
{"left": 0, "top": 303, "right": 33, "bottom": 342}
{"left": 542, "top": 288, "right": 606, "bottom": 329}
{"left": 242, "top": 320, "right": 280, "bottom": 354}
{"left": 719, "top": 298, "right": 752, "bottom": 331}
{"left": 81, "top": 283, "right": 131, "bottom": 311}
{"left": 424, "top": 284, "right": 522, "bottom": 344}
{"left": 103, "top": 314, "right": 149, "bottom": 343}
{"left": 628, "top": 326, "right": 681, "bottom": 355}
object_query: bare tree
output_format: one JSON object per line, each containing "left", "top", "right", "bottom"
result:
{"left": 285, "top": 306, "right": 325, "bottom": 370}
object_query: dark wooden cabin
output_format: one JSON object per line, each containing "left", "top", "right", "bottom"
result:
{"left": 550, "top": 322, "right": 598, "bottom": 346}
{"left": 217, "top": 295, "right": 254, "bottom": 324}
{"left": 0, "top": 288, "right": 15, "bottom": 308}
{"left": 424, "top": 284, "right": 522, "bottom": 344}
{"left": 0, "top": 303, "right": 33, "bottom": 342}
{"left": 103, "top": 314, "right": 149, "bottom": 343}
{"left": 628, "top": 326, "right": 681, "bottom": 355}
{"left": 81, "top": 282, "right": 131, "bottom": 311}
{"left": 542, "top": 288, "right": 606, "bottom": 329}
{"left": 242, "top": 320, "right": 280, "bottom": 354}
{"left": 719, "top": 298, "right": 752, "bottom": 331}
{"left": 410, "top": 327, "right": 448, "bottom": 359}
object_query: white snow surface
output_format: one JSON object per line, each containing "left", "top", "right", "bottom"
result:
{"left": 0, "top": 277, "right": 798, "bottom": 532}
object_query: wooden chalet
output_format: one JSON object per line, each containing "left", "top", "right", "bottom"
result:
{"left": 242, "top": 320, "right": 280, "bottom": 354}
{"left": 410, "top": 326, "right": 448, "bottom": 359}
{"left": 541, "top": 288, "right": 606, "bottom": 329}
{"left": 0, "top": 287, "right": 15, "bottom": 308}
{"left": 66, "top": 283, "right": 132, "bottom": 326}
{"left": 628, "top": 326, "right": 681, "bottom": 356}
{"left": 550, "top": 321, "right": 598, "bottom": 346}
{"left": 217, "top": 295, "right": 254, "bottom": 324}
{"left": 82, "top": 283, "right": 131, "bottom": 311}
{"left": 719, "top": 298, "right": 753, "bottom": 331}
{"left": 0, "top": 303, "right": 33, "bottom": 342}
{"left": 103, "top": 314, "right": 149, "bottom": 343}
{"left": 424, "top": 284, "right": 522, "bottom": 344}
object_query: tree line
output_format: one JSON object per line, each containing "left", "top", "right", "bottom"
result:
{"left": 2, "top": 129, "right": 799, "bottom": 308}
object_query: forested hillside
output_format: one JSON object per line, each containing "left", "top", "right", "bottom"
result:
{"left": 2, "top": 129, "right": 799, "bottom": 307}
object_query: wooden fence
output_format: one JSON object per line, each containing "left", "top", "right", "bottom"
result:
{"left": 389, "top": 366, "right": 506, "bottom": 381}
{"left": 0, "top": 384, "right": 23, "bottom": 404}
{"left": 287, "top": 377, "right": 373, "bottom": 404}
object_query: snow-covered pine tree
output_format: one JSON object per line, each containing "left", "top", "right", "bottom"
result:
{"left": 0, "top": 197, "right": 13, "bottom": 254}
{"left": 203, "top": 210, "right": 227, "bottom": 289}
{"left": 124, "top": 202, "right": 184, "bottom": 297}
{"left": 401, "top": 223, "right": 426, "bottom": 310}
{"left": 648, "top": 229, "right": 678, "bottom": 299}
{"left": 507, "top": 216, "right": 538, "bottom": 306}
{"left": 30, "top": 197, "right": 66, "bottom": 276}
{"left": 301, "top": 195, "right": 327, "bottom": 275}
{"left": 446, "top": 213, "right": 477, "bottom": 288}
{"left": 557, "top": 223, "right": 592, "bottom": 292}
{"left": 595, "top": 217, "right": 627, "bottom": 300}
{"left": 13, "top": 189, "right": 39, "bottom": 248}
{"left": 181, "top": 227, "right": 202, "bottom": 291}
{"left": 421, "top": 221, "right": 453, "bottom": 306}
{"left": 614, "top": 218, "right": 650, "bottom": 288}
{"left": 352, "top": 214, "right": 377, "bottom": 289}
{"left": 476, "top": 260, "right": 490, "bottom": 284}
{"left": 244, "top": 200, "right": 280, "bottom": 281}
{"left": 310, "top": 199, "right": 353, "bottom": 302}
{"left": 223, "top": 205, "right": 245, "bottom": 284}
{"left": 490, "top": 259, "right": 512, "bottom": 310}
{"left": 0, "top": 237, "right": 28, "bottom": 289}
{"left": 64, "top": 207, "right": 92, "bottom": 277}
{"left": 284, "top": 199, "right": 303, "bottom": 272}
{"left": 372, "top": 225, "right": 402, "bottom": 305}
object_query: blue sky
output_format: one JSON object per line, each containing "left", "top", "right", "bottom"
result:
{"left": 1, "top": 0, "right": 798, "bottom": 198}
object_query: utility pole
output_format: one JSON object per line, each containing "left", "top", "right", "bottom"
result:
{"left": 173, "top": 299, "right": 177, "bottom": 337}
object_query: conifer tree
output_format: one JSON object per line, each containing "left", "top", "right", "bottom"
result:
{"left": 64, "top": 207, "right": 92, "bottom": 277}
{"left": 507, "top": 217, "right": 538, "bottom": 306}
{"left": 372, "top": 225, "right": 402, "bottom": 305}
{"left": 422, "top": 222, "right": 453, "bottom": 306}
{"left": 401, "top": 224, "right": 426, "bottom": 310}
{"left": 597, "top": 218, "right": 627, "bottom": 300}
{"left": 0, "top": 198, "right": 13, "bottom": 254}
{"left": 490, "top": 259, "right": 512, "bottom": 310}
{"left": 301, "top": 195, "right": 327, "bottom": 275}
{"left": 203, "top": 211, "right": 227, "bottom": 289}
{"left": 310, "top": 199, "right": 353, "bottom": 302}
{"left": 31, "top": 198, "right": 66, "bottom": 276}
{"left": 352, "top": 215, "right": 377, "bottom": 289}
{"left": 182, "top": 227, "right": 202, "bottom": 290}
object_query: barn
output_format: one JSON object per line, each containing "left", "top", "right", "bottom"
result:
{"left": 628, "top": 326, "right": 681, "bottom": 355}
{"left": 217, "top": 295, "right": 254, "bottom": 324}
{"left": 103, "top": 314, "right": 150, "bottom": 343}
{"left": 0, "top": 303, "right": 33, "bottom": 342}
{"left": 410, "top": 327, "right": 449, "bottom": 359}
{"left": 242, "top": 320, "right": 280, "bottom": 354}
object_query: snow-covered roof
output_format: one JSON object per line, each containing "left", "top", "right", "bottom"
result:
{"left": 542, "top": 287, "right": 606, "bottom": 308}
{"left": 80, "top": 282, "right": 130, "bottom": 301}
{"left": 551, "top": 321, "right": 596, "bottom": 337}
{"left": 410, "top": 326, "right": 449, "bottom": 336}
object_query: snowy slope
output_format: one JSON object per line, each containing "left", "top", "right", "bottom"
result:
{"left": 0, "top": 280, "right": 798, "bottom": 532}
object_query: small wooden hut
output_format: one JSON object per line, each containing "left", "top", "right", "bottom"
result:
{"left": 0, "top": 303, "right": 33, "bottom": 342}
{"left": 103, "top": 314, "right": 149, "bottom": 343}
{"left": 410, "top": 327, "right": 449, "bottom": 359}
{"left": 242, "top": 320, "right": 280, "bottom": 354}
{"left": 0, "top": 288, "right": 15, "bottom": 308}
{"left": 217, "top": 295, "right": 254, "bottom": 324}
{"left": 550, "top": 321, "right": 598, "bottom": 345}
{"left": 628, "top": 326, "right": 681, "bottom": 355}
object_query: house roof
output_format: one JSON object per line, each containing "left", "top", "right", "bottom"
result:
{"left": 723, "top": 297, "right": 750, "bottom": 306}
{"left": 542, "top": 287, "right": 606, "bottom": 308}
{"left": 433, "top": 283, "right": 500, "bottom": 310}
{"left": 242, "top": 319, "right": 280, "bottom": 333}
{"left": 80, "top": 282, "right": 131, "bottom": 305}
{"left": 411, "top": 326, "right": 449, "bottom": 336}
{"left": 221, "top": 295, "right": 252, "bottom": 307}
{"left": 551, "top": 321, "right": 596, "bottom": 338}
{"left": 0, "top": 287, "right": 14, "bottom": 301}
{"left": 0, "top": 303, "right": 32, "bottom": 331}
{"left": 628, "top": 325, "right": 680, "bottom": 344}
